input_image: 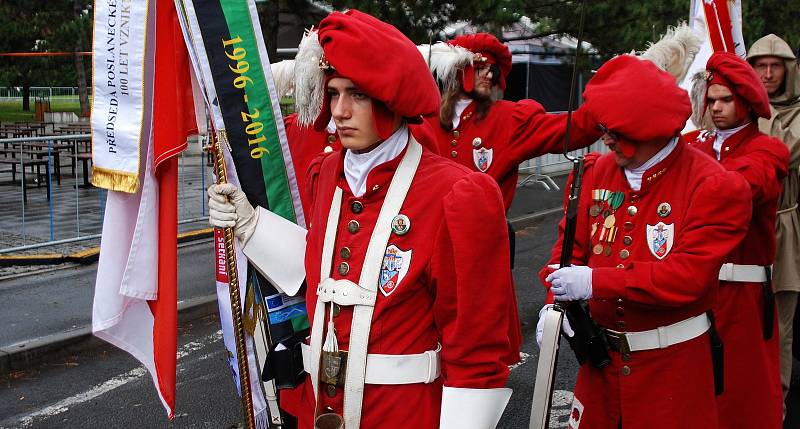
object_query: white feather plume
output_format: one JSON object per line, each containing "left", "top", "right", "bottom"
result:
{"left": 417, "top": 42, "right": 474, "bottom": 92}
{"left": 294, "top": 28, "right": 325, "bottom": 126}
{"left": 270, "top": 59, "right": 296, "bottom": 100}
{"left": 639, "top": 23, "right": 702, "bottom": 82}
{"left": 689, "top": 71, "right": 713, "bottom": 129}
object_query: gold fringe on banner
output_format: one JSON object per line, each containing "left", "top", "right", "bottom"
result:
{"left": 91, "top": 166, "right": 141, "bottom": 193}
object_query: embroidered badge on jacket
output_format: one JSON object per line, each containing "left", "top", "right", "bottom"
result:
{"left": 473, "top": 147, "right": 493, "bottom": 172}
{"left": 379, "top": 245, "right": 412, "bottom": 296}
{"left": 646, "top": 222, "right": 674, "bottom": 259}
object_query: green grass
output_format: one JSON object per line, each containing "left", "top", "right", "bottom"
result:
{"left": 0, "top": 96, "right": 82, "bottom": 123}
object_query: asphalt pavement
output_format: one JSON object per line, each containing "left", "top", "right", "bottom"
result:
{"left": 2, "top": 171, "right": 799, "bottom": 428}
{"left": 0, "top": 210, "right": 575, "bottom": 429}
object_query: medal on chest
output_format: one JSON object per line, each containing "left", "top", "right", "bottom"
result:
{"left": 590, "top": 189, "right": 624, "bottom": 256}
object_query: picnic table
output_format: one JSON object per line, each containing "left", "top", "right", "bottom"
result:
{"left": 0, "top": 148, "right": 52, "bottom": 202}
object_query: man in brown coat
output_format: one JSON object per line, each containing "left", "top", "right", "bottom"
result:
{"left": 747, "top": 33, "right": 800, "bottom": 409}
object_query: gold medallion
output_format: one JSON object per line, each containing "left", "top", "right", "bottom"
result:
{"left": 603, "top": 245, "right": 612, "bottom": 257}
{"left": 593, "top": 243, "right": 603, "bottom": 255}
{"left": 589, "top": 204, "right": 601, "bottom": 217}
{"left": 604, "top": 213, "right": 616, "bottom": 229}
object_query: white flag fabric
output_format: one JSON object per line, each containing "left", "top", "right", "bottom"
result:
{"left": 680, "top": 0, "right": 745, "bottom": 132}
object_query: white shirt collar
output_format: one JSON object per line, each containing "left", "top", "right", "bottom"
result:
{"left": 451, "top": 99, "right": 472, "bottom": 129}
{"left": 623, "top": 137, "right": 678, "bottom": 191}
{"left": 712, "top": 122, "right": 750, "bottom": 160}
{"left": 344, "top": 123, "right": 408, "bottom": 197}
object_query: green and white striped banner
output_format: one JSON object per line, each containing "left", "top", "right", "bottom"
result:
{"left": 176, "top": 1, "right": 307, "bottom": 426}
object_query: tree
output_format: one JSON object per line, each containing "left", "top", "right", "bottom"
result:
{"left": 743, "top": 0, "right": 800, "bottom": 52}
{"left": 513, "top": 1, "right": 688, "bottom": 58}
{"left": 513, "top": 1, "right": 800, "bottom": 58}
{"left": 327, "top": 0, "right": 520, "bottom": 43}
{"left": 0, "top": 0, "right": 91, "bottom": 113}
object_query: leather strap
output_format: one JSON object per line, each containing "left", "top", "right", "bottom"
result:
{"left": 777, "top": 203, "right": 798, "bottom": 215}
{"left": 301, "top": 343, "right": 441, "bottom": 385}
{"left": 604, "top": 313, "right": 710, "bottom": 353}
{"left": 308, "top": 138, "right": 423, "bottom": 429}
{"left": 718, "top": 263, "right": 771, "bottom": 283}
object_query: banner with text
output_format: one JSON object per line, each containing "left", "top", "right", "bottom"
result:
{"left": 177, "top": 0, "right": 308, "bottom": 425}
{"left": 91, "top": 0, "right": 150, "bottom": 193}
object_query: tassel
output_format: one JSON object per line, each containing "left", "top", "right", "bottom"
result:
{"left": 322, "top": 303, "right": 339, "bottom": 353}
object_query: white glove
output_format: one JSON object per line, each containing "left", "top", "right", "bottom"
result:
{"left": 536, "top": 304, "right": 574, "bottom": 348}
{"left": 546, "top": 265, "right": 593, "bottom": 302}
{"left": 207, "top": 183, "right": 258, "bottom": 245}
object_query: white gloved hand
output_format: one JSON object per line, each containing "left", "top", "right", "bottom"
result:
{"left": 207, "top": 183, "right": 258, "bottom": 245}
{"left": 546, "top": 265, "right": 593, "bottom": 302}
{"left": 536, "top": 304, "right": 574, "bottom": 348}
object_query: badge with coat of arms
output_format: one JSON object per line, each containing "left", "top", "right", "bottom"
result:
{"left": 379, "top": 245, "right": 412, "bottom": 297}
{"left": 646, "top": 222, "right": 674, "bottom": 259}
{"left": 473, "top": 147, "right": 493, "bottom": 172}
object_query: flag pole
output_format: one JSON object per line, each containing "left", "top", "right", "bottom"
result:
{"left": 209, "top": 129, "right": 257, "bottom": 429}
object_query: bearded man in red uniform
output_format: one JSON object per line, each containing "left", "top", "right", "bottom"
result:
{"left": 537, "top": 55, "right": 752, "bottom": 428}
{"left": 687, "top": 51, "right": 789, "bottom": 429}
{"left": 208, "top": 10, "right": 517, "bottom": 429}
{"left": 424, "top": 33, "right": 600, "bottom": 212}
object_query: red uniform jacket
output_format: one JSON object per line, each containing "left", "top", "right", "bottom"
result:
{"left": 689, "top": 124, "right": 789, "bottom": 429}
{"left": 541, "top": 140, "right": 751, "bottom": 429}
{"left": 426, "top": 99, "right": 600, "bottom": 211}
{"left": 285, "top": 113, "right": 341, "bottom": 216}
{"left": 281, "top": 143, "right": 517, "bottom": 428}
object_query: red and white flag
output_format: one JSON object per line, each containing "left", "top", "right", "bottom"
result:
{"left": 680, "top": 0, "right": 745, "bottom": 132}
{"left": 91, "top": 0, "right": 197, "bottom": 419}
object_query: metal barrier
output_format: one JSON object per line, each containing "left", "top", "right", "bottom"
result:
{"left": 0, "top": 133, "right": 210, "bottom": 253}
{"left": 518, "top": 139, "right": 609, "bottom": 191}
{"left": 0, "top": 125, "right": 606, "bottom": 252}
{"left": 0, "top": 86, "right": 91, "bottom": 100}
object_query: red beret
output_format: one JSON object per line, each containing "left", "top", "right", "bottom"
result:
{"left": 450, "top": 33, "right": 513, "bottom": 90}
{"left": 705, "top": 52, "right": 771, "bottom": 119}
{"left": 313, "top": 10, "right": 440, "bottom": 135}
{"left": 582, "top": 55, "right": 691, "bottom": 157}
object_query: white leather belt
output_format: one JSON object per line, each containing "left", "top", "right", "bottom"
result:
{"left": 302, "top": 343, "right": 441, "bottom": 385}
{"left": 604, "top": 313, "right": 710, "bottom": 353}
{"left": 718, "top": 263, "right": 771, "bottom": 283}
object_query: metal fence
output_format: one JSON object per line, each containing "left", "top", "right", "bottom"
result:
{"left": 0, "top": 125, "right": 607, "bottom": 253}
{"left": 0, "top": 86, "right": 90, "bottom": 101}
{"left": 0, "top": 133, "right": 211, "bottom": 253}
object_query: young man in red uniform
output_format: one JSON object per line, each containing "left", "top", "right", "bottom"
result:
{"left": 424, "top": 33, "right": 600, "bottom": 212}
{"left": 687, "top": 51, "right": 789, "bottom": 429}
{"left": 208, "top": 10, "right": 517, "bottom": 429}
{"left": 538, "top": 55, "right": 752, "bottom": 428}
{"left": 274, "top": 30, "right": 438, "bottom": 216}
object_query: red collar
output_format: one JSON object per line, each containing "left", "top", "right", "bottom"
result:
{"left": 717, "top": 122, "right": 759, "bottom": 161}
